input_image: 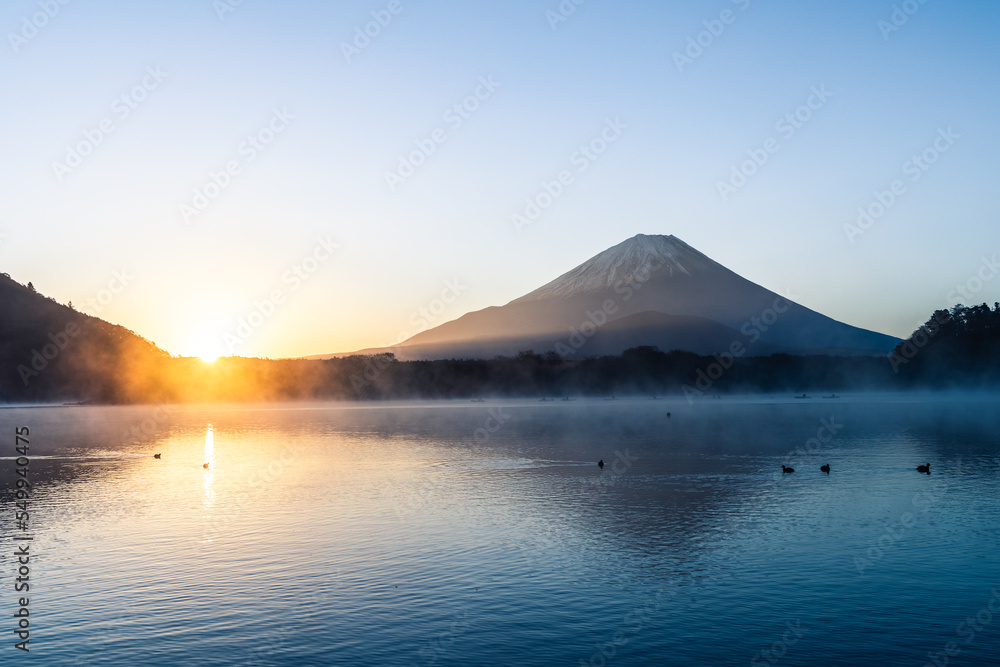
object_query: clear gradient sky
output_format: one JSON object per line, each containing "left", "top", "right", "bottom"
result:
{"left": 2, "top": 0, "right": 998, "bottom": 360}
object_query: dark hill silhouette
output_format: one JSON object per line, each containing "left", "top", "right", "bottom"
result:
{"left": 0, "top": 273, "right": 171, "bottom": 402}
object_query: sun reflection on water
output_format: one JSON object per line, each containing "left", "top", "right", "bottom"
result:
{"left": 203, "top": 423, "right": 215, "bottom": 508}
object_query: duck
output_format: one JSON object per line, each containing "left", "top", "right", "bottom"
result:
{"left": 203, "top": 462, "right": 210, "bottom": 469}
{"left": 666, "top": 412, "right": 672, "bottom": 418}
{"left": 598, "top": 459, "right": 605, "bottom": 469}
{"left": 782, "top": 465, "right": 794, "bottom": 473}
{"left": 917, "top": 463, "right": 930, "bottom": 474}
{"left": 820, "top": 463, "right": 830, "bottom": 473}
{"left": 153, "top": 453, "right": 161, "bottom": 459}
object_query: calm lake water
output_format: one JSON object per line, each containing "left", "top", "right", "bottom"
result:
{"left": 1, "top": 394, "right": 999, "bottom": 666}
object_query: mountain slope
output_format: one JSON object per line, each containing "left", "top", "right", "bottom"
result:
{"left": 0, "top": 273, "right": 172, "bottom": 402}
{"left": 323, "top": 234, "right": 899, "bottom": 360}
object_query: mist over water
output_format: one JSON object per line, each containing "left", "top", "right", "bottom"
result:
{"left": 0, "top": 394, "right": 998, "bottom": 665}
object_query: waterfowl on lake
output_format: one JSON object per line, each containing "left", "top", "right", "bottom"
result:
{"left": 782, "top": 465, "right": 794, "bottom": 473}
{"left": 598, "top": 459, "right": 604, "bottom": 469}
{"left": 203, "top": 462, "right": 210, "bottom": 469}
{"left": 666, "top": 412, "right": 671, "bottom": 418}
{"left": 917, "top": 463, "right": 930, "bottom": 473}
{"left": 153, "top": 453, "right": 161, "bottom": 459}
{"left": 821, "top": 464, "right": 830, "bottom": 473}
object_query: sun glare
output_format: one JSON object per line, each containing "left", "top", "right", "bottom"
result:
{"left": 199, "top": 352, "right": 220, "bottom": 363}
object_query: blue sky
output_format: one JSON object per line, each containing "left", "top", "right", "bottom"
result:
{"left": 1, "top": 0, "right": 998, "bottom": 359}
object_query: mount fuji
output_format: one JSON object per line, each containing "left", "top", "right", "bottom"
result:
{"left": 326, "top": 234, "right": 899, "bottom": 360}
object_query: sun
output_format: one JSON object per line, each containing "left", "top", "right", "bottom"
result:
{"left": 190, "top": 335, "right": 225, "bottom": 363}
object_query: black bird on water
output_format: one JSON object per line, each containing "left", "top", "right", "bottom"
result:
{"left": 782, "top": 465, "right": 795, "bottom": 473}
{"left": 153, "top": 453, "right": 161, "bottom": 459}
{"left": 917, "top": 463, "right": 930, "bottom": 474}
{"left": 821, "top": 464, "right": 830, "bottom": 473}
{"left": 598, "top": 460, "right": 604, "bottom": 469}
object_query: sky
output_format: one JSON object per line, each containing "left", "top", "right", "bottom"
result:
{"left": 1, "top": 0, "right": 998, "bottom": 361}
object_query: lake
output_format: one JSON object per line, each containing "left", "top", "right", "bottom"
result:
{"left": 1, "top": 394, "right": 999, "bottom": 666}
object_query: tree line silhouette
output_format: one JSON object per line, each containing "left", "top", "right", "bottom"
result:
{"left": 3, "top": 272, "right": 999, "bottom": 403}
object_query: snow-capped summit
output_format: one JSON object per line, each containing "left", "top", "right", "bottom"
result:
{"left": 317, "top": 233, "right": 900, "bottom": 360}
{"left": 515, "top": 234, "right": 718, "bottom": 302}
